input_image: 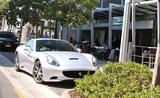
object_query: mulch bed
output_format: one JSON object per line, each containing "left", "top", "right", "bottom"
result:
{"left": 68, "top": 90, "right": 86, "bottom": 98}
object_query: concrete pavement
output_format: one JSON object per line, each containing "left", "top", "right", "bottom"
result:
{"left": 0, "top": 54, "right": 60, "bottom": 98}
{"left": 0, "top": 71, "right": 19, "bottom": 98}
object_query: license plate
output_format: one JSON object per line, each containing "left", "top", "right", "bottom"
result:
{"left": 5, "top": 45, "right": 11, "bottom": 47}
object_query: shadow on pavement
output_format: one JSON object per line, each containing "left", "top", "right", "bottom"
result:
{"left": 17, "top": 70, "right": 76, "bottom": 89}
{"left": 43, "top": 80, "right": 76, "bottom": 89}
{"left": 0, "top": 50, "right": 15, "bottom": 67}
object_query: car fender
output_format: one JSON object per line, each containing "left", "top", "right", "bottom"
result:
{"left": 82, "top": 53, "right": 95, "bottom": 64}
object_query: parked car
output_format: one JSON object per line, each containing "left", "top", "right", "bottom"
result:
{"left": 0, "top": 31, "right": 19, "bottom": 50}
{"left": 14, "top": 38, "right": 99, "bottom": 83}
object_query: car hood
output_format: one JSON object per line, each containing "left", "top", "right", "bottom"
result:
{"left": 0, "top": 38, "right": 17, "bottom": 42}
{"left": 44, "top": 51, "right": 94, "bottom": 70}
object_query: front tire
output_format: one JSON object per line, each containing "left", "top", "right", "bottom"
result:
{"left": 15, "top": 53, "right": 21, "bottom": 71}
{"left": 33, "top": 61, "right": 44, "bottom": 83}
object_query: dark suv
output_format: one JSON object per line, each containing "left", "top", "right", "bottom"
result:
{"left": 0, "top": 31, "right": 19, "bottom": 50}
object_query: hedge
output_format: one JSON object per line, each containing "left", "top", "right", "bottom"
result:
{"left": 75, "top": 62, "right": 160, "bottom": 98}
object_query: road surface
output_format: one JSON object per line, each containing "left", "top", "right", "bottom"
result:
{"left": 0, "top": 51, "right": 75, "bottom": 98}
{"left": 0, "top": 71, "right": 19, "bottom": 98}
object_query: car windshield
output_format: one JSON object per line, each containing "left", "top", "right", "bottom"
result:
{"left": 36, "top": 40, "right": 78, "bottom": 52}
{"left": 0, "top": 32, "right": 16, "bottom": 38}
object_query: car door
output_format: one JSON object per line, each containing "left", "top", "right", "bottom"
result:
{"left": 23, "top": 40, "right": 35, "bottom": 74}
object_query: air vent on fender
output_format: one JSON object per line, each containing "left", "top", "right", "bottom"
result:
{"left": 69, "top": 58, "right": 79, "bottom": 60}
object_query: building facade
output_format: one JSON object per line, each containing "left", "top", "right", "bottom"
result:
{"left": 63, "top": 0, "right": 157, "bottom": 50}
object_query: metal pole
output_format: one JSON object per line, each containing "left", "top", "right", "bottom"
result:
{"left": 91, "top": 23, "right": 94, "bottom": 46}
{"left": 101, "top": 0, "right": 103, "bottom": 8}
{"left": 119, "top": 0, "right": 131, "bottom": 62}
{"left": 91, "top": 11, "right": 95, "bottom": 46}
{"left": 108, "top": 4, "right": 112, "bottom": 49}
{"left": 121, "top": 0, "right": 124, "bottom": 5}
{"left": 77, "top": 27, "right": 80, "bottom": 42}
{"left": 132, "top": 0, "right": 136, "bottom": 60}
{"left": 54, "top": 20, "right": 58, "bottom": 39}
{"left": 135, "top": 0, "right": 157, "bottom": 6}
{"left": 49, "top": 19, "right": 51, "bottom": 38}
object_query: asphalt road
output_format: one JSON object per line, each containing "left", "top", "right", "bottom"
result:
{"left": 0, "top": 50, "right": 75, "bottom": 98}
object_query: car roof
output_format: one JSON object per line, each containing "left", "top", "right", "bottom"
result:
{"left": 31, "top": 38, "right": 68, "bottom": 42}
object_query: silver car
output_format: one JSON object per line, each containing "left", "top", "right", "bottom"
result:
{"left": 14, "top": 38, "right": 99, "bottom": 83}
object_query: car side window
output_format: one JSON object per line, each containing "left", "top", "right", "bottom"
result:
{"left": 26, "top": 40, "right": 34, "bottom": 51}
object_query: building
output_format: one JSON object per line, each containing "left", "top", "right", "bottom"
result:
{"left": 63, "top": 0, "right": 124, "bottom": 48}
{"left": 63, "top": 0, "right": 157, "bottom": 50}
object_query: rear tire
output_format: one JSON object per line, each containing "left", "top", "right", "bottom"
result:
{"left": 33, "top": 61, "right": 44, "bottom": 84}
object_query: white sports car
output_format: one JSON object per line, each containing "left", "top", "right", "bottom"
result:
{"left": 14, "top": 38, "right": 99, "bottom": 83}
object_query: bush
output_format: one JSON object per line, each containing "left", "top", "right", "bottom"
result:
{"left": 75, "top": 62, "right": 160, "bottom": 98}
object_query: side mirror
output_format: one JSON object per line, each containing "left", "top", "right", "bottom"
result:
{"left": 77, "top": 48, "right": 81, "bottom": 53}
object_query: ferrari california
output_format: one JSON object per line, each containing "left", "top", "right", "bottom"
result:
{"left": 14, "top": 38, "right": 99, "bottom": 83}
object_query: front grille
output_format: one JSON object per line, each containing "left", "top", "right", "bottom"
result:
{"left": 63, "top": 71, "right": 95, "bottom": 78}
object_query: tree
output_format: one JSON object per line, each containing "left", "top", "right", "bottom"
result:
{"left": 0, "top": 0, "right": 10, "bottom": 10}
{"left": 0, "top": 0, "right": 10, "bottom": 27}
{"left": 5, "top": 0, "right": 44, "bottom": 42}
{"left": 5, "top": 0, "right": 44, "bottom": 26}
{"left": 5, "top": 0, "right": 99, "bottom": 39}
{"left": 43, "top": 0, "right": 99, "bottom": 38}
{"left": 58, "top": 0, "right": 97, "bottom": 27}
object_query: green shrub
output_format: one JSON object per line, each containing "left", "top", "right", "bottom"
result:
{"left": 75, "top": 62, "right": 160, "bottom": 98}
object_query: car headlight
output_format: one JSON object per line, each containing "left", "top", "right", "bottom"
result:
{"left": 46, "top": 56, "right": 59, "bottom": 66}
{"left": 92, "top": 56, "right": 97, "bottom": 66}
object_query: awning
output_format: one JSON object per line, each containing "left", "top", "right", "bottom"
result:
{"left": 94, "top": 1, "right": 157, "bottom": 20}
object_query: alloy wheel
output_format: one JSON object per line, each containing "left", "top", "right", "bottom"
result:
{"left": 33, "top": 61, "right": 43, "bottom": 83}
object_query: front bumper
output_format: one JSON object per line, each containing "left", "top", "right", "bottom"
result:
{"left": 0, "top": 43, "right": 19, "bottom": 49}
{"left": 42, "top": 65, "right": 98, "bottom": 82}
